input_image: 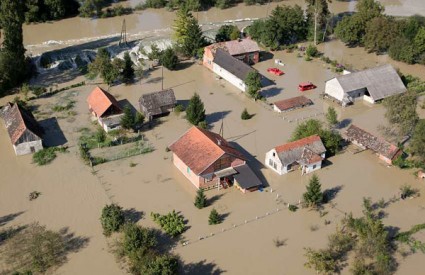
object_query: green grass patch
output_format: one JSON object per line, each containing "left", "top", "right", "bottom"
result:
{"left": 33, "top": 146, "right": 68, "bottom": 165}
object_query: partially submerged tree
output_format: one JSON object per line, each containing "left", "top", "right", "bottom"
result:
{"left": 88, "top": 48, "right": 120, "bottom": 86}
{"left": 151, "top": 210, "right": 186, "bottom": 237}
{"left": 173, "top": 8, "right": 205, "bottom": 57}
{"left": 245, "top": 71, "right": 262, "bottom": 99}
{"left": 160, "top": 48, "right": 179, "bottom": 70}
{"left": 100, "top": 204, "right": 125, "bottom": 236}
{"left": 122, "top": 52, "right": 135, "bottom": 84}
{"left": 303, "top": 174, "right": 323, "bottom": 208}
{"left": 209, "top": 208, "right": 221, "bottom": 225}
{"left": 383, "top": 92, "right": 418, "bottom": 137}
{"left": 186, "top": 93, "right": 206, "bottom": 126}
{"left": 325, "top": 106, "right": 338, "bottom": 128}
{"left": 410, "top": 119, "right": 425, "bottom": 161}
{"left": 215, "top": 25, "right": 240, "bottom": 42}
{"left": 194, "top": 188, "right": 207, "bottom": 209}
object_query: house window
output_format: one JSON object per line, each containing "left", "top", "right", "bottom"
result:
{"left": 273, "top": 162, "right": 277, "bottom": 169}
{"left": 313, "top": 165, "right": 316, "bottom": 169}
{"left": 273, "top": 152, "right": 275, "bottom": 157}
{"left": 208, "top": 60, "right": 211, "bottom": 65}
{"left": 187, "top": 167, "right": 190, "bottom": 174}
{"left": 269, "top": 159, "right": 273, "bottom": 167}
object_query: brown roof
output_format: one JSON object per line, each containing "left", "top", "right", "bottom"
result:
{"left": 273, "top": 135, "right": 326, "bottom": 166}
{"left": 139, "top": 89, "right": 176, "bottom": 117}
{"left": 1, "top": 103, "right": 43, "bottom": 145}
{"left": 87, "top": 87, "right": 122, "bottom": 117}
{"left": 345, "top": 125, "right": 401, "bottom": 160}
{"left": 274, "top": 96, "right": 313, "bottom": 112}
{"left": 206, "top": 38, "right": 260, "bottom": 56}
{"left": 169, "top": 126, "right": 246, "bottom": 175}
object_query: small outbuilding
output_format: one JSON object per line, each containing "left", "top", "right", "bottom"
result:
{"left": 324, "top": 64, "right": 406, "bottom": 106}
{"left": 87, "top": 87, "right": 123, "bottom": 132}
{"left": 345, "top": 124, "right": 402, "bottom": 165}
{"left": 139, "top": 89, "right": 176, "bottom": 120}
{"left": 273, "top": 96, "right": 313, "bottom": 113}
{"left": 1, "top": 102, "right": 44, "bottom": 155}
{"left": 265, "top": 135, "right": 326, "bottom": 175}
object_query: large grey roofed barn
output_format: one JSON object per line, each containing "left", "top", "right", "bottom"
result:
{"left": 335, "top": 64, "right": 406, "bottom": 101}
{"left": 139, "top": 89, "right": 176, "bottom": 117}
{"left": 213, "top": 48, "right": 255, "bottom": 81}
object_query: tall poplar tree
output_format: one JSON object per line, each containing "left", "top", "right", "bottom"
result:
{"left": 0, "top": 0, "right": 29, "bottom": 95}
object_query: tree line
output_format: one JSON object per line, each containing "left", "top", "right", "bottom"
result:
{"left": 335, "top": 0, "right": 425, "bottom": 65}
{"left": 142, "top": 0, "right": 283, "bottom": 11}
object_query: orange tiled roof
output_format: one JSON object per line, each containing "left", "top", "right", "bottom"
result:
{"left": 275, "top": 135, "right": 322, "bottom": 153}
{"left": 169, "top": 126, "right": 246, "bottom": 175}
{"left": 87, "top": 87, "right": 122, "bottom": 117}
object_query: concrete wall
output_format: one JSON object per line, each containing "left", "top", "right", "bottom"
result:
{"left": 13, "top": 140, "right": 43, "bottom": 156}
{"left": 172, "top": 153, "right": 202, "bottom": 189}
{"left": 212, "top": 63, "right": 246, "bottom": 92}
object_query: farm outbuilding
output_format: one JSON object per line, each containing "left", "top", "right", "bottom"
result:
{"left": 1, "top": 102, "right": 44, "bottom": 155}
{"left": 139, "top": 89, "right": 176, "bottom": 120}
{"left": 273, "top": 96, "right": 313, "bottom": 113}
{"left": 265, "top": 135, "right": 326, "bottom": 175}
{"left": 87, "top": 87, "right": 123, "bottom": 132}
{"left": 345, "top": 125, "right": 402, "bottom": 165}
{"left": 324, "top": 64, "right": 406, "bottom": 106}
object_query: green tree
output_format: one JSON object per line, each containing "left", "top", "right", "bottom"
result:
{"left": 303, "top": 174, "right": 323, "bottom": 208}
{"left": 305, "top": 0, "right": 330, "bottom": 43}
{"left": 389, "top": 37, "right": 417, "bottom": 64}
{"left": 151, "top": 210, "right": 186, "bottom": 237}
{"left": 414, "top": 27, "right": 425, "bottom": 54}
{"left": 410, "top": 119, "right": 425, "bottom": 161}
{"left": 44, "top": 0, "right": 80, "bottom": 20}
{"left": 306, "top": 44, "right": 319, "bottom": 57}
{"left": 144, "top": 255, "right": 179, "bottom": 275}
{"left": 160, "top": 48, "right": 179, "bottom": 70}
{"left": 325, "top": 106, "right": 338, "bottom": 127}
{"left": 304, "top": 248, "right": 336, "bottom": 275}
{"left": 215, "top": 25, "right": 240, "bottom": 42}
{"left": 334, "top": 15, "right": 366, "bottom": 46}
{"left": 95, "top": 127, "right": 106, "bottom": 143}
{"left": 79, "top": 0, "right": 105, "bottom": 17}
{"left": 173, "top": 9, "right": 205, "bottom": 57}
{"left": 121, "top": 105, "right": 136, "bottom": 130}
{"left": 0, "top": 0, "right": 30, "bottom": 95}
{"left": 209, "top": 208, "right": 221, "bottom": 225}
{"left": 194, "top": 188, "right": 207, "bottom": 209}
{"left": 241, "top": 108, "right": 252, "bottom": 120}
{"left": 100, "top": 204, "right": 125, "bottom": 236}
{"left": 121, "top": 223, "right": 157, "bottom": 256}
{"left": 364, "top": 16, "right": 401, "bottom": 53}
{"left": 122, "top": 52, "right": 135, "bottom": 84}
{"left": 245, "top": 71, "right": 262, "bottom": 99}
{"left": 186, "top": 93, "right": 206, "bottom": 126}
{"left": 88, "top": 48, "right": 120, "bottom": 85}
{"left": 383, "top": 92, "right": 418, "bottom": 137}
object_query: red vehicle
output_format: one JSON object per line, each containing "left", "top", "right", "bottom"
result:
{"left": 267, "top": 67, "right": 284, "bottom": 76}
{"left": 298, "top": 82, "right": 317, "bottom": 91}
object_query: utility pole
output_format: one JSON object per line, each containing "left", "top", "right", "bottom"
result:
{"left": 314, "top": 0, "right": 318, "bottom": 46}
{"left": 119, "top": 19, "right": 128, "bottom": 47}
{"left": 161, "top": 65, "right": 164, "bottom": 90}
{"left": 219, "top": 116, "right": 224, "bottom": 138}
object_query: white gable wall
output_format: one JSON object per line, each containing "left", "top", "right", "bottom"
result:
{"left": 212, "top": 62, "right": 247, "bottom": 92}
{"left": 13, "top": 140, "right": 43, "bottom": 156}
{"left": 325, "top": 78, "right": 345, "bottom": 102}
{"left": 265, "top": 149, "right": 286, "bottom": 175}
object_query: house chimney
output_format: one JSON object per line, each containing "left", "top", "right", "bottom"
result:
{"left": 217, "top": 139, "right": 221, "bottom": 146}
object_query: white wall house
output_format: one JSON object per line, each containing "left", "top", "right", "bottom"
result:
{"left": 265, "top": 135, "right": 326, "bottom": 176}
{"left": 325, "top": 64, "right": 406, "bottom": 106}
{"left": 212, "top": 62, "right": 247, "bottom": 92}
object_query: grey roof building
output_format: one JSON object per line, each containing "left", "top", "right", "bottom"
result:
{"left": 139, "top": 89, "right": 176, "bottom": 120}
{"left": 213, "top": 49, "right": 255, "bottom": 82}
{"left": 324, "top": 64, "right": 406, "bottom": 106}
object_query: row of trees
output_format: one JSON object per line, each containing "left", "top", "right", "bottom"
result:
{"left": 23, "top": 0, "right": 80, "bottom": 23}
{"left": 335, "top": 0, "right": 425, "bottom": 65}
{"left": 142, "top": 0, "right": 283, "bottom": 11}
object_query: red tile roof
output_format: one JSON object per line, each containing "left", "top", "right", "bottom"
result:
{"left": 274, "top": 96, "right": 313, "bottom": 112}
{"left": 169, "top": 126, "right": 246, "bottom": 175}
{"left": 275, "top": 135, "right": 322, "bottom": 153}
{"left": 87, "top": 87, "right": 122, "bottom": 117}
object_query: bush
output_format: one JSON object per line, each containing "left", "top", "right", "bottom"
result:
{"left": 160, "top": 48, "right": 179, "bottom": 70}
{"left": 209, "top": 208, "right": 221, "bottom": 225}
{"left": 241, "top": 108, "right": 252, "bottom": 120}
{"left": 400, "top": 185, "right": 419, "bottom": 199}
{"left": 306, "top": 44, "right": 319, "bottom": 57}
{"left": 174, "top": 104, "right": 185, "bottom": 114}
{"left": 151, "top": 210, "right": 186, "bottom": 237}
{"left": 32, "top": 147, "right": 67, "bottom": 166}
{"left": 288, "top": 204, "right": 298, "bottom": 212}
{"left": 121, "top": 223, "right": 157, "bottom": 255}
{"left": 101, "top": 204, "right": 125, "bottom": 236}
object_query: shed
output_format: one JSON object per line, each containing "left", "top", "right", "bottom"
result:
{"left": 273, "top": 96, "right": 313, "bottom": 113}
{"left": 87, "top": 86, "right": 123, "bottom": 132}
{"left": 324, "top": 64, "right": 406, "bottom": 106}
{"left": 233, "top": 164, "right": 263, "bottom": 193}
{"left": 1, "top": 103, "right": 44, "bottom": 155}
{"left": 139, "top": 89, "right": 176, "bottom": 120}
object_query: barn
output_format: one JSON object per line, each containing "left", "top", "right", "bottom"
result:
{"left": 139, "top": 89, "right": 176, "bottom": 121}
{"left": 1, "top": 102, "right": 44, "bottom": 156}
{"left": 324, "top": 64, "right": 406, "bottom": 106}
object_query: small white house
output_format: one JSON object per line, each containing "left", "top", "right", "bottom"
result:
{"left": 211, "top": 48, "right": 256, "bottom": 92}
{"left": 1, "top": 102, "right": 43, "bottom": 156}
{"left": 324, "top": 64, "right": 406, "bottom": 106}
{"left": 265, "top": 135, "right": 326, "bottom": 175}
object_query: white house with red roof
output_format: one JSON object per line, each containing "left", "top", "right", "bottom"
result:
{"left": 265, "top": 135, "right": 326, "bottom": 175}
{"left": 169, "top": 126, "right": 262, "bottom": 193}
{"left": 87, "top": 87, "right": 123, "bottom": 132}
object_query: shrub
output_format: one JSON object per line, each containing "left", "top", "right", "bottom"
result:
{"left": 151, "top": 210, "right": 186, "bottom": 237}
{"left": 209, "top": 208, "right": 221, "bottom": 225}
{"left": 174, "top": 104, "right": 185, "bottom": 114}
{"left": 197, "top": 120, "right": 208, "bottom": 129}
{"left": 32, "top": 147, "right": 67, "bottom": 166}
{"left": 400, "top": 185, "right": 419, "bottom": 199}
{"left": 241, "top": 108, "right": 252, "bottom": 120}
{"left": 121, "top": 223, "right": 157, "bottom": 255}
{"left": 306, "top": 44, "right": 319, "bottom": 57}
{"left": 100, "top": 204, "right": 125, "bottom": 236}
{"left": 288, "top": 204, "right": 298, "bottom": 212}
{"left": 194, "top": 188, "right": 207, "bottom": 209}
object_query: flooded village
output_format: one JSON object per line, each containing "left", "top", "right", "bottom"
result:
{"left": 1, "top": 0, "right": 425, "bottom": 274}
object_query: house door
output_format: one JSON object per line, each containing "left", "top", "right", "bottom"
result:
{"left": 30, "top": 146, "right": 35, "bottom": 153}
